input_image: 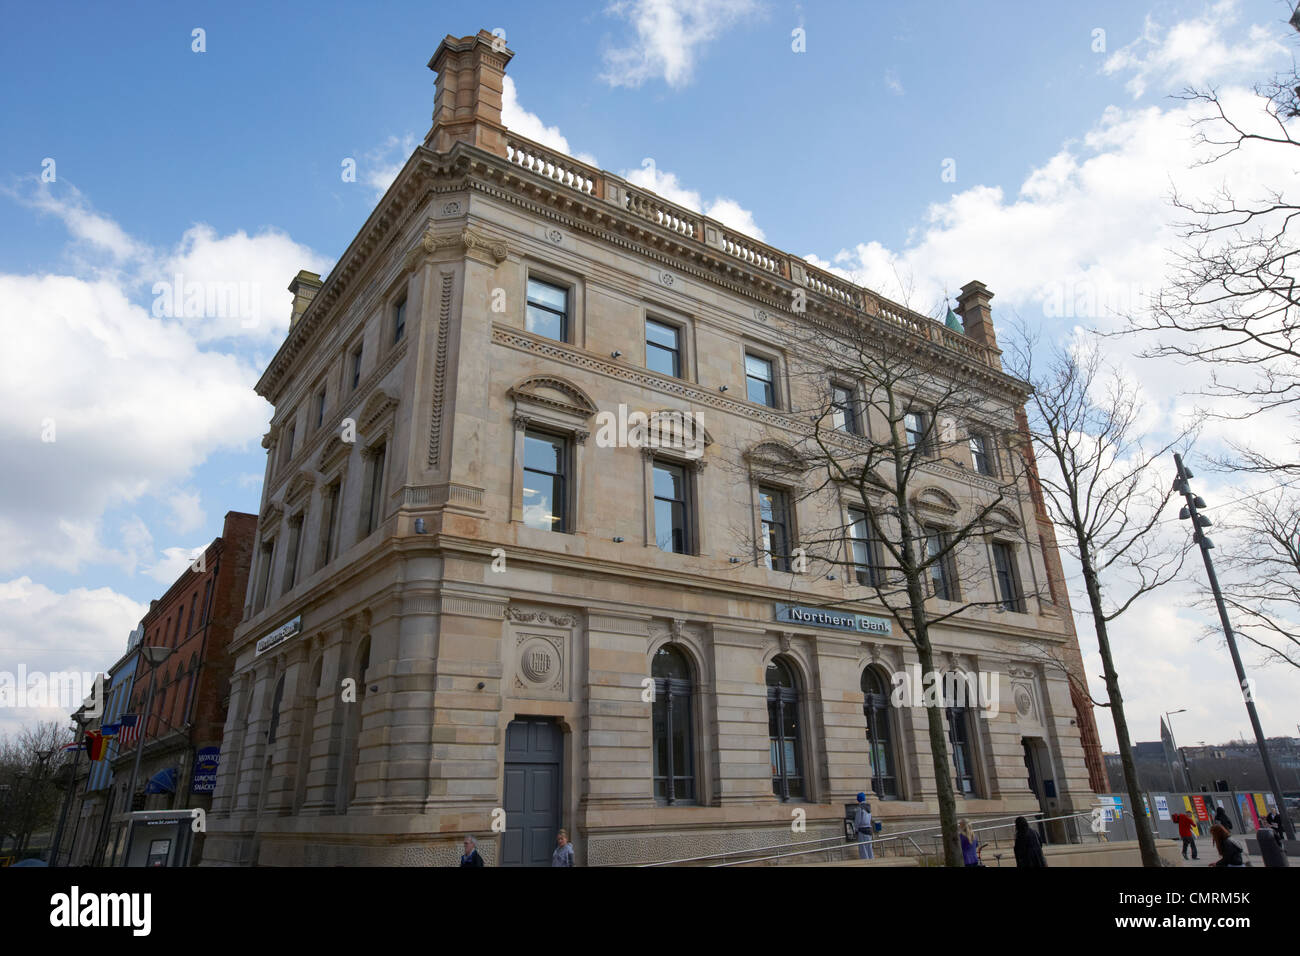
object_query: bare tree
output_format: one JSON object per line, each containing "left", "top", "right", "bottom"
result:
{"left": 728, "top": 299, "right": 1042, "bottom": 867}
{"left": 0, "top": 720, "right": 73, "bottom": 857}
{"left": 1126, "top": 69, "right": 1300, "bottom": 472}
{"left": 1207, "top": 489, "right": 1300, "bottom": 669}
{"left": 1008, "top": 327, "right": 1196, "bottom": 867}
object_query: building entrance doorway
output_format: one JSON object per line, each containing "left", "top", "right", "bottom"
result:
{"left": 502, "top": 717, "right": 563, "bottom": 866}
{"left": 1022, "top": 736, "right": 1064, "bottom": 842}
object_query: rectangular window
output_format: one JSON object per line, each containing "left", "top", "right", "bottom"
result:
{"left": 350, "top": 344, "right": 363, "bottom": 391}
{"left": 315, "top": 386, "right": 327, "bottom": 430}
{"left": 925, "top": 527, "right": 958, "bottom": 601}
{"left": 319, "top": 481, "right": 341, "bottom": 569}
{"left": 969, "top": 433, "right": 994, "bottom": 475}
{"left": 904, "top": 410, "right": 929, "bottom": 453}
{"left": 281, "top": 422, "right": 296, "bottom": 470}
{"left": 522, "top": 430, "right": 568, "bottom": 532}
{"left": 364, "top": 444, "right": 386, "bottom": 536}
{"left": 646, "top": 318, "right": 681, "bottom": 378}
{"left": 992, "top": 542, "right": 1023, "bottom": 612}
{"left": 185, "top": 600, "right": 197, "bottom": 638}
{"left": 282, "top": 514, "right": 303, "bottom": 592}
{"left": 848, "top": 507, "right": 880, "bottom": 587}
{"left": 200, "top": 579, "right": 213, "bottom": 625}
{"left": 746, "top": 353, "right": 776, "bottom": 407}
{"left": 526, "top": 278, "right": 568, "bottom": 342}
{"left": 759, "top": 486, "right": 792, "bottom": 571}
{"left": 832, "top": 384, "right": 859, "bottom": 434}
{"left": 255, "top": 540, "right": 274, "bottom": 611}
{"left": 653, "top": 461, "right": 690, "bottom": 554}
{"left": 393, "top": 297, "right": 406, "bottom": 343}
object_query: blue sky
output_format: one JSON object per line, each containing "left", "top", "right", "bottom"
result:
{"left": 2, "top": 0, "right": 1298, "bottom": 751}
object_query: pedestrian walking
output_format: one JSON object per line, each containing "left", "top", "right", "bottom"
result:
{"left": 1170, "top": 811, "right": 1198, "bottom": 860}
{"left": 552, "top": 828, "right": 575, "bottom": 867}
{"left": 1013, "top": 816, "right": 1047, "bottom": 868}
{"left": 1264, "top": 810, "right": 1284, "bottom": 844}
{"left": 459, "top": 834, "right": 485, "bottom": 866}
{"left": 958, "top": 818, "right": 980, "bottom": 867}
{"left": 852, "top": 793, "right": 874, "bottom": 860}
{"left": 1208, "top": 823, "right": 1245, "bottom": 867}
{"left": 1214, "top": 805, "right": 1233, "bottom": 833}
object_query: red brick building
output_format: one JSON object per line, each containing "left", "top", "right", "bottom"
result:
{"left": 106, "top": 511, "right": 256, "bottom": 862}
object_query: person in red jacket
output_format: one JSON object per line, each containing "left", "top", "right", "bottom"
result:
{"left": 1170, "top": 811, "right": 1199, "bottom": 860}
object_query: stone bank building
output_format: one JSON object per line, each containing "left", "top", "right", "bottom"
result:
{"left": 203, "top": 30, "right": 1106, "bottom": 866}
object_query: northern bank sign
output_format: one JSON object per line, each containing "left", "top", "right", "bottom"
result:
{"left": 775, "top": 603, "right": 892, "bottom": 635}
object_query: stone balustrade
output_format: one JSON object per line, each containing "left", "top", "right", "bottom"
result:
{"left": 498, "top": 131, "right": 1001, "bottom": 370}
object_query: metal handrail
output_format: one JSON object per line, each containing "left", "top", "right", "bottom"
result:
{"left": 704, "top": 810, "right": 1094, "bottom": 867}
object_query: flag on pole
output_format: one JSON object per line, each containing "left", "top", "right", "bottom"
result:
{"left": 116, "top": 714, "right": 139, "bottom": 747}
{"left": 61, "top": 740, "right": 85, "bottom": 752}
{"left": 84, "top": 730, "right": 107, "bottom": 761}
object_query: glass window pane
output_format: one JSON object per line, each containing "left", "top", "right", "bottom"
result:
{"left": 526, "top": 278, "right": 567, "bottom": 312}
{"left": 653, "top": 464, "right": 682, "bottom": 499}
{"left": 524, "top": 433, "right": 563, "bottom": 473}
{"left": 646, "top": 343, "right": 678, "bottom": 377}
{"left": 745, "top": 353, "right": 772, "bottom": 381}
{"left": 521, "top": 473, "right": 559, "bottom": 531}
{"left": 646, "top": 319, "right": 678, "bottom": 350}
{"left": 526, "top": 304, "right": 563, "bottom": 340}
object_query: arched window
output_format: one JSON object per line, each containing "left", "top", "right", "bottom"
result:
{"left": 267, "top": 674, "right": 286, "bottom": 745}
{"left": 944, "top": 672, "right": 979, "bottom": 797}
{"left": 861, "top": 667, "right": 898, "bottom": 799}
{"left": 338, "top": 637, "right": 371, "bottom": 813}
{"left": 651, "top": 645, "right": 695, "bottom": 804}
{"left": 766, "top": 657, "right": 804, "bottom": 801}
{"left": 295, "top": 657, "right": 324, "bottom": 813}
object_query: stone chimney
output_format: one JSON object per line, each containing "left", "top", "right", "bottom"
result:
{"left": 288, "top": 270, "right": 322, "bottom": 330}
{"left": 956, "top": 280, "right": 999, "bottom": 353}
{"left": 426, "top": 29, "right": 513, "bottom": 157}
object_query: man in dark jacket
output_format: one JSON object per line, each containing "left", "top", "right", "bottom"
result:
{"left": 459, "top": 834, "right": 485, "bottom": 866}
{"left": 1013, "top": 816, "right": 1047, "bottom": 868}
{"left": 1170, "top": 811, "right": 1199, "bottom": 860}
{"left": 1214, "top": 805, "right": 1233, "bottom": 832}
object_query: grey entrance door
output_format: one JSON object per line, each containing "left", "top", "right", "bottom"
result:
{"left": 502, "top": 718, "right": 563, "bottom": 866}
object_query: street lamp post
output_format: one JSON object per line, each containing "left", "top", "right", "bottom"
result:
{"left": 1165, "top": 709, "right": 1192, "bottom": 791}
{"left": 122, "top": 644, "right": 172, "bottom": 852}
{"left": 1173, "top": 453, "right": 1296, "bottom": 840}
{"left": 50, "top": 713, "right": 88, "bottom": 867}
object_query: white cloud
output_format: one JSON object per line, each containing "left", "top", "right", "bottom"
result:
{"left": 601, "top": 0, "right": 763, "bottom": 89}
{"left": 0, "top": 577, "right": 145, "bottom": 737}
{"left": 1102, "top": 0, "right": 1288, "bottom": 98}
{"left": 884, "top": 69, "right": 904, "bottom": 96}
{"left": 167, "top": 490, "right": 205, "bottom": 534}
{"left": 0, "top": 271, "right": 267, "bottom": 574}
{"left": 623, "top": 161, "right": 765, "bottom": 239}
{"left": 501, "top": 77, "right": 599, "bottom": 166}
{"left": 145, "top": 546, "right": 203, "bottom": 585}
{"left": 361, "top": 133, "right": 420, "bottom": 199}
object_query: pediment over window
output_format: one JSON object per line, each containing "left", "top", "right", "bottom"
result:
{"left": 986, "top": 506, "right": 1021, "bottom": 529}
{"left": 317, "top": 434, "right": 352, "bottom": 475}
{"left": 744, "top": 439, "right": 805, "bottom": 472}
{"left": 912, "top": 486, "right": 960, "bottom": 515}
{"left": 509, "top": 376, "right": 598, "bottom": 419}
{"left": 647, "top": 408, "right": 712, "bottom": 453}
{"left": 360, "top": 386, "right": 400, "bottom": 432}
{"left": 285, "top": 470, "right": 318, "bottom": 507}
{"left": 260, "top": 501, "right": 285, "bottom": 529}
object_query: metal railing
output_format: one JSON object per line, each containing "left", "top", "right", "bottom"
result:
{"left": 640, "top": 810, "right": 1095, "bottom": 867}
